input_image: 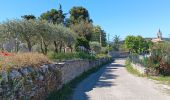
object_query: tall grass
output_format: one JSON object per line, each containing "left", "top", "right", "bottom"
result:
{"left": 0, "top": 52, "right": 51, "bottom": 70}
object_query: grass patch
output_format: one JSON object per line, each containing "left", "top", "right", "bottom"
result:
{"left": 125, "top": 59, "right": 144, "bottom": 77}
{"left": 149, "top": 76, "right": 170, "bottom": 84}
{"left": 46, "top": 60, "right": 112, "bottom": 100}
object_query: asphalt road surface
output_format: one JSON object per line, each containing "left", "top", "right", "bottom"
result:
{"left": 72, "top": 58, "right": 170, "bottom": 100}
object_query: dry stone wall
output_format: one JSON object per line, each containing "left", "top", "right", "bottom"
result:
{"left": 0, "top": 57, "right": 111, "bottom": 100}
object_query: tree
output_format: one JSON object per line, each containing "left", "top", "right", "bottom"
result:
{"left": 125, "top": 35, "right": 149, "bottom": 54}
{"left": 91, "top": 25, "right": 107, "bottom": 47}
{"left": 1, "top": 19, "right": 37, "bottom": 52}
{"left": 40, "top": 4, "right": 66, "bottom": 24}
{"left": 75, "top": 37, "right": 90, "bottom": 50}
{"left": 68, "top": 6, "right": 92, "bottom": 25}
{"left": 51, "top": 24, "right": 76, "bottom": 53}
{"left": 34, "top": 20, "right": 54, "bottom": 55}
{"left": 21, "top": 15, "right": 36, "bottom": 20}
{"left": 90, "top": 42, "right": 101, "bottom": 53}
{"left": 70, "top": 21, "right": 93, "bottom": 41}
{"left": 113, "top": 35, "right": 120, "bottom": 51}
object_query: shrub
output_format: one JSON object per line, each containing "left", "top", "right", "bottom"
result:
{"left": 89, "top": 42, "right": 101, "bottom": 53}
{"left": 0, "top": 52, "right": 51, "bottom": 70}
{"left": 125, "top": 35, "right": 150, "bottom": 54}
{"left": 100, "top": 47, "right": 108, "bottom": 54}
{"left": 75, "top": 37, "right": 90, "bottom": 51}
{"left": 147, "top": 42, "right": 170, "bottom": 75}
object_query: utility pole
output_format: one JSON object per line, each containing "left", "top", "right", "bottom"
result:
{"left": 100, "top": 32, "right": 102, "bottom": 46}
{"left": 107, "top": 33, "right": 110, "bottom": 56}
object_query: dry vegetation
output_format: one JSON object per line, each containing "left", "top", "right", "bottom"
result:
{"left": 0, "top": 52, "right": 51, "bottom": 70}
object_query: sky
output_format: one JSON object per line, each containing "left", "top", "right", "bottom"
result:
{"left": 1, "top": 0, "right": 170, "bottom": 40}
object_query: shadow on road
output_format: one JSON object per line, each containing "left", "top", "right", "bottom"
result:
{"left": 72, "top": 61, "right": 125, "bottom": 100}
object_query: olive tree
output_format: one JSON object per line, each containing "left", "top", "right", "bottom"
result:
{"left": 90, "top": 42, "right": 101, "bottom": 53}
{"left": 0, "top": 19, "right": 76, "bottom": 53}
{"left": 1, "top": 19, "right": 37, "bottom": 52}
{"left": 70, "top": 21, "right": 93, "bottom": 41}
{"left": 52, "top": 24, "right": 76, "bottom": 53}
{"left": 34, "top": 20, "right": 54, "bottom": 54}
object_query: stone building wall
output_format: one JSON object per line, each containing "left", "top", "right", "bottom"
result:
{"left": 0, "top": 57, "right": 111, "bottom": 100}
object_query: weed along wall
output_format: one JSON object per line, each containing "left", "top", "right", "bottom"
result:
{"left": 0, "top": 57, "right": 111, "bottom": 100}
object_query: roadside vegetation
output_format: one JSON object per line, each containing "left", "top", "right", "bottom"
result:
{"left": 125, "top": 59, "right": 143, "bottom": 76}
{"left": 124, "top": 35, "right": 170, "bottom": 84}
{"left": 0, "top": 5, "right": 111, "bottom": 70}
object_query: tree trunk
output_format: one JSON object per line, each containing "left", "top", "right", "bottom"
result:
{"left": 59, "top": 41, "right": 62, "bottom": 53}
{"left": 40, "top": 41, "right": 45, "bottom": 54}
{"left": 27, "top": 41, "right": 32, "bottom": 52}
{"left": 54, "top": 41, "right": 58, "bottom": 53}
{"left": 40, "top": 36, "right": 48, "bottom": 55}
{"left": 43, "top": 43, "right": 48, "bottom": 55}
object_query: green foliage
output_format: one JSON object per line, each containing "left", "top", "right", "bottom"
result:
{"left": 91, "top": 25, "right": 107, "bottom": 47}
{"left": 113, "top": 35, "right": 120, "bottom": 51}
{"left": 100, "top": 47, "right": 108, "bottom": 54}
{"left": 0, "top": 20, "right": 76, "bottom": 53}
{"left": 21, "top": 15, "right": 36, "bottom": 20}
{"left": 70, "top": 21, "right": 93, "bottom": 41}
{"left": 68, "top": 6, "right": 91, "bottom": 25}
{"left": 40, "top": 4, "right": 65, "bottom": 24}
{"left": 125, "top": 35, "right": 150, "bottom": 54}
{"left": 89, "top": 42, "right": 101, "bottom": 53}
{"left": 75, "top": 37, "right": 90, "bottom": 50}
{"left": 147, "top": 42, "right": 170, "bottom": 75}
{"left": 119, "top": 44, "right": 129, "bottom": 52}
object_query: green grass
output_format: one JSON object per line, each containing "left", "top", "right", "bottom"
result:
{"left": 149, "top": 76, "right": 170, "bottom": 84}
{"left": 46, "top": 60, "right": 112, "bottom": 100}
{"left": 125, "top": 59, "right": 143, "bottom": 77}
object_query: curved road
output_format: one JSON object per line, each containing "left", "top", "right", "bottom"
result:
{"left": 72, "top": 58, "right": 170, "bottom": 100}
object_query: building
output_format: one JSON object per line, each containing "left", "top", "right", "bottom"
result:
{"left": 151, "top": 29, "right": 163, "bottom": 43}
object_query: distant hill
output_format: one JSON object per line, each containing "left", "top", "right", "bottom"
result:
{"left": 145, "top": 38, "right": 170, "bottom": 42}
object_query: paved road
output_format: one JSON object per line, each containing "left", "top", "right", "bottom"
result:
{"left": 72, "top": 58, "right": 170, "bottom": 100}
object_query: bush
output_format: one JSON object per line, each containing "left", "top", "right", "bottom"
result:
{"left": 75, "top": 37, "right": 90, "bottom": 51}
{"left": 89, "top": 42, "right": 101, "bottom": 53}
{"left": 147, "top": 42, "right": 170, "bottom": 75}
{"left": 48, "top": 52, "right": 95, "bottom": 61}
{"left": 100, "top": 47, "right": 108, "bottom": 54}
{"left": 0, "top": 52, "right": 51, "bottom": 70}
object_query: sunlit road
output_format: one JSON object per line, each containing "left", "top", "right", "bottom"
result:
{"left": 72, "top": 58, "right": 170, "bottom": 100}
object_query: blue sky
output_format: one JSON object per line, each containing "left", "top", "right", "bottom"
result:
{"left": 1, "top": 0, "right": 170, "bottom": 40}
